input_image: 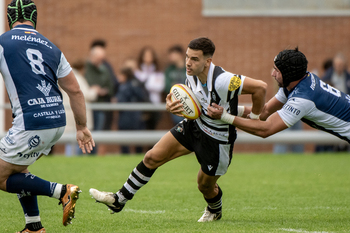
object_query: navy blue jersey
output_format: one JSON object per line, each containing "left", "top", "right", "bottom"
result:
{"left": 276, "top": 72, "right": 350, "bottom": 143}
{"left": 0, "top": 25, "right": 71, "bottom": 130}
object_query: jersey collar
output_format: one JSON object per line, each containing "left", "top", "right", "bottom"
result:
{"left": 12, "top": 24, "right": 37, "bottom": 32}
{"left": 284, "top": 71, "right": 310, "bottom": 96}
{"left": 194, "top": 62, "right": 215, "bottom": 93}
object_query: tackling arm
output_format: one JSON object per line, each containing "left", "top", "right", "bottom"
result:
{"left": 233, "top": 112, "right": 289, "bottom": 138}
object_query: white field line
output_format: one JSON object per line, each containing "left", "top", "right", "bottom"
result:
{"left": 280, "top": 228, "right": 334, "bottom": 233}
{"left": 124, "top": 209, "right": 165, "bottom": 214}
{"left": 225, "top": 206, "right": 347, "bottom": 211}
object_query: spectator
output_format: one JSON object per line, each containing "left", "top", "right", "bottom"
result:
{"left": 90, "top": 39, "right": 119, "bottom": 95}
{"left": 164, "top": 45, "right": 187, "bottom": 125}
{"left": 323, "top": 53, "right": 350, "bottom": 94}
{"left": 61, "top": 60, "right": 99, "bottom": 156}
{"left": 85, "top": 41, "right": 114, "bottom": 155}
{"left": 316, "top": 54, "right": 350, "bottom": 152}
{"left": 135, "top": 46, "right": 165, "bottom": 130}
{"left": 116, "top": 67, "right": 148, "bottom": 154}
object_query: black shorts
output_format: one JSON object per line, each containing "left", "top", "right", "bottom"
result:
{"left": 170, "top": 120, "right": 235, "bottom": 176}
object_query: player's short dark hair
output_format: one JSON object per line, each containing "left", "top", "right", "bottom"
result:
{"left": 274, "top": 47, "right": 308, "bottom": 87}
{"left": 188, "top": 37, "right": 215, "bottom": 57}
{"left": 168, "top": 45, "right": 184, "bottom": 54}
{"left": 7, "top": 0, "right": 37, "bottom": 29}
{"left": 90, "top": 39, "right": 107, "bottom": 49}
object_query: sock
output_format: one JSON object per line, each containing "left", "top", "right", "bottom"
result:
{"left": 6, "top": 173, "right": 58, "bottom": 197}
{"left": 25, "top": 222, "right": 44, "bottom": 231}
{"left": 18, "top": 194, "right": 40, "bottom": 222}
{"left": 205, "top": 185, "right": 223, "bottom": 213}
{"left": 116, "top": 160, "right": 157, "bottom": 204}
{"left": 17, "top": 194, "right": 43, "bottom": 230}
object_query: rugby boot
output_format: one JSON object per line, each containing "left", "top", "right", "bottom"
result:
{"left": 16, "top": 227, "right": 46, "bottom": 233}
{"left": 89, "top": 188, "right": 125, "bottom": 213}
{"left": 58, "top": 184, "right": 81, "bottom": 226}
{"left": 197, "top": 207, "right": 222, "bottom": 222}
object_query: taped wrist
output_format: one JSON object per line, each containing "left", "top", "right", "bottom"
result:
{"left": 250, "top": 112, "right": 260, "bottom": 120}
{"left": 221, "top": 109, "right": 235, "bottom": 124}
{"left": 237, "top": 106, "right": 245, "bottom": 117}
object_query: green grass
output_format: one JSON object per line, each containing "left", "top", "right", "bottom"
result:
{"left": 0, "top": 153, "right": 349, "bottom": 233}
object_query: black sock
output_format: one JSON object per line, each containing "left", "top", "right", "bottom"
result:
{"left": 26, "top": 222, "right": 43, "bottom": 231}
{"left": 116, "top": 160, "right": 157, "bottom": 204}
{"left": 205, "top": 185, "right": 223, "bottom": 213}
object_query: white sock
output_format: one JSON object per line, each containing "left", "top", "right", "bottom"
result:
{"left": 25, "top": 214, "right": 41, "bottom": 224}
{"left": 52, "top": 183, "right": 63, "bottom": 199}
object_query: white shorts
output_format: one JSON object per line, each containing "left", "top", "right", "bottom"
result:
{"left": 0, "top": 126, "right": 65, "bottom": 166}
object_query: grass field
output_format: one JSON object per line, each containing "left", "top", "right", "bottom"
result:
{"left": 0, "top": 153, "right": 349, "bottom": 233}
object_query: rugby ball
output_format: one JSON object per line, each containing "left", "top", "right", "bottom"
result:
{"left": 170, "top": 84, "right": 201, "bottom": 120}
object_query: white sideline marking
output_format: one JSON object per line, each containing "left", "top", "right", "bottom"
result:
{"left": 280, "top": 228, "right": 333, "bottom": 233}
{"left": 124, "top": 209, "right": 165, "bottom": 214}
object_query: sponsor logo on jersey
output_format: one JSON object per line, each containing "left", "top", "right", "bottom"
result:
{"left": 228, "top": 76, "right": 241, "bottom": 91}
{"left": 17, "top": 151, "right": 40, "bottom": 159}
{"left": 27, "top": 80, "right": 63, "bottom": 108}
{"left": 37, "top": 80, "right": 52, "bottom": 96}
{"left": 0, "top": 147, "right": 7, "bottom": 154}
{"left": 211, "top": 92, "right": 217, "bottom": 102}
{"left": 25, "top": 31, "right": 36, "bottom": 35}
{"left": 282, "top": 104, "right": 301, "bottom": 115}
{"left": 11, "top": 34, "right": 53, "bottom": 49}
{"left": 28, "top": 135, "right": 41, "bottom": 149}
{"left": 4, "top": 129, "right": 15, "bottom": 145}
{"left": 27, "top": 96, "right": 63, "bottom": 107}
{"left": 33, "top": 109, "right": 65, "bottom": 118}
{"left": 310, "top": 75, "right": 316, "bottom": 90}
{"left": 175, "top": 125, "right": 184, "bottom": 134}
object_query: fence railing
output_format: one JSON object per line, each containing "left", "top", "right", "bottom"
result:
{"left": 0, "top": 103, "right": 346, "bottom": 145}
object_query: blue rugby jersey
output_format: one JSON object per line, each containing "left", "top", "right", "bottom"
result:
{"left": 0, "top": 25, "right": 71, "bottom": 130}
{"left": 276, "top": 72, "right": 350, "bottom": 143}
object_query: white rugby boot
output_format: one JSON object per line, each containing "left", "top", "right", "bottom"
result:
{"left": 89, "top": 188, "right": 125, "bottom": 213}
{"left": 197, "top": 207, "right": 222, "bottom": 222}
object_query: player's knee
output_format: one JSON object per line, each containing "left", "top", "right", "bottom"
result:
{"left": 143, "top": 149, "right": 164, "bottom": 169}
{"left": 197, "top": 182, "right": 213, "bottom": 195}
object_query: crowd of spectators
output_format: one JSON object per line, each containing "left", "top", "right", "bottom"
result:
{"left": 63, "top": 40, "right": 187, "bottom": 155}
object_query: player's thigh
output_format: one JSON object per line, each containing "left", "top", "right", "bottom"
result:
{"left": 0, "top": 158, "right": 28, "bottom": 191}
{"left": 143, "top": 131, "right": 191, "bottom": 169}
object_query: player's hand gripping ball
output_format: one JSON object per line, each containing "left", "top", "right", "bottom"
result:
{"left": 170, "top": 84, "right": 202, "bottom": 120}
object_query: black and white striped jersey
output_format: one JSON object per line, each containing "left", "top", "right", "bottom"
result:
{"left": 185, "top": 63, "right": 246, "bottom": 143}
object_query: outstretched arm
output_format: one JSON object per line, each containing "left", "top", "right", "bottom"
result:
{"left": 208, "top": 103, "right": 288, "bottom": 138}
{"left": 58, "top": 71, "right": 95, "bottom": 153}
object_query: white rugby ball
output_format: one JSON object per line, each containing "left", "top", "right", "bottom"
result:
{"left": 170, "top": 84, "right": 201, "bottom": 120}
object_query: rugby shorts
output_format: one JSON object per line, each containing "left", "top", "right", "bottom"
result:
{"left": 0, "top": 126, "right": 65, "bottom": 166}
{"left": 170, "top": 119, "right": 234, "bottom": 176}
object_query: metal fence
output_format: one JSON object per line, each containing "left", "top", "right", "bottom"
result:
{"left": 0, "top": 103, "right": 346, "bottom": 145}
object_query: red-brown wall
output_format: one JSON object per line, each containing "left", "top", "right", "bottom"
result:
{"left": 3, "top": 0, "right": 350, "bottom": 153}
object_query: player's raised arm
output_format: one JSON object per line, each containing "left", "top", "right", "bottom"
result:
{"left": 58, "top": 71, "right": 95, "bottom": 153}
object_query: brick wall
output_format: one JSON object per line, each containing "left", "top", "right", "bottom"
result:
{"left": 3, "top": 0, "right": 350, "bottom": 153}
